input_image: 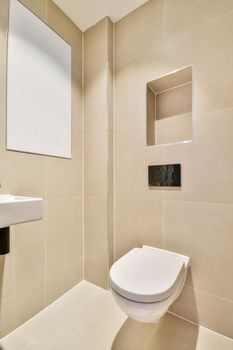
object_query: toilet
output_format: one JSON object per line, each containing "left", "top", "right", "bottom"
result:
{"left": 110, "top": 245, "right": 190, "bottom": 323}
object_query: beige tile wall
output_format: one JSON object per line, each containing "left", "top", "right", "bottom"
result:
{"left": 1, "top": 0, "right": 232, "bottom": 340}
{"left": 84, "top": 17, "right": 113, "bottom": 288}
{"left": 114, "top": 0, "right": 233, "bottom": 338}
{"left": 0, "top": 0, "right": 83, "bottom": 337}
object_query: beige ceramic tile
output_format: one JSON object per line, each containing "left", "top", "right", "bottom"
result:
{"left": 71, "top": 49, "right": 83, "bottom": 133}
{"left": 47, "top": 0, "right": 82, "bottom": 47}
{"left": 107, "top": 18, "right": 113, "bottom": 70}
{"left": 84, "top": 256, "right": 109, "bottom": 290}
{"left": 84, "top": 18, "right": 109, "bottom": 74}
{"left": 156, "top": 126, "right": 192, "bottom": 145}
{"left": 156, "top": 112, "right": 192, "bottom": 132}
{"left": 2, "top": 282, "right": 233, "bottom": 348}
{"left": 0, "top": 253, "right": 14, "bottom": 299}
{"left": 46, "top": 196, "right": 83, "bottom": 274}
{"left": 115, "top": 197, "right": 163, "bottom": 260}
{"left": 0, "top": 0, "right": 9, "bottom": 22}
{"left": 107, "top": 132, "right": 114, "bottom": 267}
{"left": 147, "top": 85, "right": 155, "bottom": 145}
{"left": 164, "top": 0, "right": 233, "bottom": 40}
{"left": 192, "top": 12, "right": 233, "bottom": 113}
{"left": 107, "top": 65, "right": 113, "bottom": 132}
{"left": 112, "top": 318, "right": 155, "bottom": 350}
{"left": 146, "top": 313, "right": 199, "bottom": 350}
{"left": 193, "top": 108, "right": 233, "bottom": 203}
{"left": 162, "top": 108, "right": 233, "bottom": 203}
{"left": 14, "top": 310, "right": 57, "bottom": 343}
{"left": 0, "top": 331, "right": 30, "bottom": 350}
{"left": 84, "top": 68, "right": 108, "bottom": 133}
{"left": 46, "top": 257, "right": 83, "bottom": 305}
{"left": 12, "top": 220, "right": 45, "bottom": 259}
{"left": 13, "top": 279, "right": 45, "bottom": 333}
{"left": 28, "top": 320, "right": 96, "bottom": 350}
{"left": 115, "top": 132, "right": 144, "bottom": 196}
{"left": 74, "top": 41, "right": 83, "bottom": 80}
{"left": 46, "top": 142, "right": 83, "bottom": 199}
{"left": 156, "top": 83, "right": 192, "bottom": 120}
{"left": 115, "top": 0, "right": 163, "bottom": 67}
{"left": 147, "top": 313, "right": 233, "bottom": 349}
{"left": 84, "top": 196, "right": 109, "bottom": 288}
{"left": 115, "top": 131, "right": 163, "bottom": 197}
{"left": 13, "top": 252, "right": 45, "bottom": 297}
{"left": 164, "top": 200, "right": 233, "bottom": 301}
{"left": 147, "top": 127, "right": 155, "bottom": 146}
{"left": 1, "top": 151, "right": 46, "bottom": 198}
{"left": 84, "top": 133, "right": 108, "bottom": 196}
{"left": 196, "top": 325, "right": 233, "bottom": 350}
{"left": 149, "top": 65, "right": 192, "bottom": 93}
{"left": 12, "top": 221, "right": 45, "bottom": 295}
{"left": 54, "top": 289, "right": 126, "bottom": 349}
{"left": 71, "top": 53, "right": 82, "bottom": 137}
{"left": 114, "top": 44, "right": 194, "bottom": 144}
{"left": 107, "top": 204, "right": 114, "bottom": 268}
{"left": 170, "top": 283, "right": 233, "bottom": 339}
{"left": 0, "top": 295, "right": 17, "bottom": 337}
{"left": 48, "top": 281, "right": 96, "bottom": 317}
{"left": 115, "top": 63, "right": 146, "bottom": 133}
{"left": 19, "top": 0, "right": 46, "bottom": 20}
{"left": 115, "top": 8, "right": 233, "bottom": 161}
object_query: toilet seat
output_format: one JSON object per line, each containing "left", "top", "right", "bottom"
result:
{"left": 110, "top": 246, "right": 189, "bottom": 303}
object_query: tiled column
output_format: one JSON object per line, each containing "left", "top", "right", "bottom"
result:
{"left": 84, "top": 18, "right": 113, "bottom": 288}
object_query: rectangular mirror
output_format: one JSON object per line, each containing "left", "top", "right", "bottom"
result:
{"left": 147, "top": 66, "right": 193, "bottom": 146}
{"left": 7, "top": 0, "right": 72, "bottom": 158}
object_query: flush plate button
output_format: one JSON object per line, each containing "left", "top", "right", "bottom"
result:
{"left": 148, "top": 164, "right": 181, "bottom": 187}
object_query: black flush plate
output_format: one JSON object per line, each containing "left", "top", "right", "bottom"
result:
{"left": 148, "top": 164, "right": 181, "bottom": 187}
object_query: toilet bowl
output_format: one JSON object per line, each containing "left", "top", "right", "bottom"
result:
{"left": 110, "top": 245, "right": 190, "bottom": 323}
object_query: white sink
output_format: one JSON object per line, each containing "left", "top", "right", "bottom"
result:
{"left": 0, "top": 195, "right": 43, "bottom": 229}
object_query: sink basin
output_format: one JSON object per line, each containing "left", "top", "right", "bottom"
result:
{"left": 0, "top": 195, "right": 43, "bottom": 229}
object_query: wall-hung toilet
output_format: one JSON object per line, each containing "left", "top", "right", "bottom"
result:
{"left": 110, "top": 246, "right": 190, "bottom": 323}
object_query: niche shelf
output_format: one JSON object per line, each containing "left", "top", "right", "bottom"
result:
{"left": 147, "top": 66, "right": 193, "bottom": 146}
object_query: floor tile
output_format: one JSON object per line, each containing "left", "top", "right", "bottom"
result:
{"left": 26, "top": 321, "right": 96, "bottom": 350}
{"left": 52, "top": 287, "right": 126, "bottom": 349}
{"left": 15, "top": 310, "right": 58, "bottom": 343}
{"left": 0, "top": 332, "right": 30, "bottom": 350}
{"left": 1, "top": 281, "right": 233, "bottom": 350}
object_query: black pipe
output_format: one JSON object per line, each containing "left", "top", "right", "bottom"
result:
{"left": 0, "top": 227, "right": 10, "bottom": 255}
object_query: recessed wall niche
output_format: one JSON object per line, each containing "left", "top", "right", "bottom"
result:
{"left": 146, "top": 66, "right": 193, "bottom": 146}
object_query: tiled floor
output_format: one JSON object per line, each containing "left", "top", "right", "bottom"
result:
{"left": 0, "top": 281, "right": 233, "bottom": 350}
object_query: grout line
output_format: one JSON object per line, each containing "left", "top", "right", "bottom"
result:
{"left": 156, "top": 125, "right": 192, "bottom": 134}
{"left": 162, "top": 199, "right": 165, "bottom": 248}
{"left": 143, "top": 323, "right": 157, "bottom": 350}
{"left": 163, "top": 8, "right": 233, "bottom": 43}
{"left": 82, "top": 31, "right": 85, "bottom": 279}
{"left": 168, "top": 310, "right": 233, "bottom": 341}
{"left": 192, "top": 287, "right": 233, "bottom": 305}
{"left": 44, "top": 157, "right": 48, "bottom": 307}
{"left": 167, "top": 310, "right": 233, "bottom": 341}
{"left": 45, "top": 0, "right": 48, "bottom": 19}
{"left": 162, "top": 0, "right": 165, "bottom": 43}
{"left": 113, "top": 23, "right": 116, "bottom": 263}
{"left": 156, "top": 81, "right": 192, "bottom": 95}
{"left": 168, "top": 310, "right": 199, "bottom": 327}
{"left": 115, "top": 8, "right": 233, "bottom": 70}
{"left": 43, "top": 0, "right": 48, "bottom": 310}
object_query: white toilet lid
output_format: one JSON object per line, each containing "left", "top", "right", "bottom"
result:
{"left": 110, "top": 246, "right": 188, "bottom": 303}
